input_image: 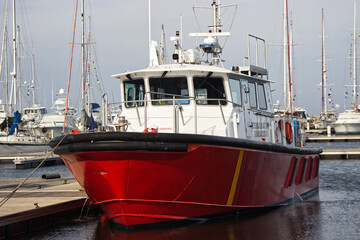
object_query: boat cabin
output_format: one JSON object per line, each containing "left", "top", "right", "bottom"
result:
{"left": 111, "top": 64, "right": 279, "bottom": 144}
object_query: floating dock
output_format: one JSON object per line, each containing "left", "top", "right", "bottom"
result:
{"left": 0, "top": 177, "right": 90, "bottom": 239}
{"left": 13, "top": 155, "right": 63, "bottom": 169}
{"left": 306, "top": 135, "right": 360, "bottom": 142}
{"left": 320, "top": 149, "right": 360, "bottom": 160}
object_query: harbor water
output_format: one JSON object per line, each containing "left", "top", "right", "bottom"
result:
{"left": 1, "top": 143, "right": 360, "bottom": 240}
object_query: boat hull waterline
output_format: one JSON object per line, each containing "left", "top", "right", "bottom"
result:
{"left": 51, "top": 132, "right": 321, "bottom": 227}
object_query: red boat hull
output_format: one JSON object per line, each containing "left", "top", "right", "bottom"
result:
{"left": 58, "top": 141, "right": 319, "bottom": 227}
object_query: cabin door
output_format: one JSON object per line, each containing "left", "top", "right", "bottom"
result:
{"left": 241, "top": 80, "right": 254, "bottom": 139}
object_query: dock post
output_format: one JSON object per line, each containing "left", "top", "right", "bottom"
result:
{"left": 327, "top": 125, "right": 331, "bottom": 137}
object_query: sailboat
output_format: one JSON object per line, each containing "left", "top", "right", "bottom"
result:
{"left": 0, "top": 0, "right": 49, "bottom": 160}
{"left": 50, "top": 0, "right": 321, "bottom": 228}
{"left": 333, "top": 0, "right": 360, "bottom": 134}
{"left": 30, "top": 88, "right": 77, "bottom": 138}
{"left": 313, "top": 9, "right": 337, "bottom": 132}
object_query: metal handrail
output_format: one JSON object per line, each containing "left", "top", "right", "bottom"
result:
{"left": 106, "top": 91, "right": 260, "bottom": 133}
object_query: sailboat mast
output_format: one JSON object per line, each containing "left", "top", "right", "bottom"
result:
{"left": 354, "top": 0, "right": 358, "bottom": 111}
{"left": 290, "top": 11, "right": 295, "bottom": 108}
{"left": 0, "top": 0, "right": 9, "bottom": 120}
{"left": 321, "top": 8, "right": 327, "bottom": 115}
{"left": 87, "top": 16, "right": 91, "bottom": 114}
{"left": 17, "top": 25, "right": 21, "bottom": 111}
{"left": 11, "top": 0, "right": 17, "bottom": 113}
{"left": 285, "top": 0, "right": 292, "bottom": 114}
{"left": 81, "top": 0, "right": 85, "bottom": 112}
{"left": 283, "top": 0, "right": 287, "bottom": 112}
{"left": 32, "top": 54, "right": 35, "bottom": 106}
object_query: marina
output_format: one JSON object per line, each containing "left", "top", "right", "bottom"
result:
{"left": 1, "top": 0, "right": 360, "bottom": 239}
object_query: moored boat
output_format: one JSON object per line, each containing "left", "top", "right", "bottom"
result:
{"left": 333, "top": 0, "right": 360, "bottom": 134}
{"left": 50, "top": 0, "right": 321, "bottom": 228}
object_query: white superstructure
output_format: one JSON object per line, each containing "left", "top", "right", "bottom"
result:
{"left": 104, "top": 1, "right": 302, "bottom": 148}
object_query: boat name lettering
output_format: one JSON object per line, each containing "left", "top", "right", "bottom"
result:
{"left": 252, "top": 122, "right": 270, "bottom": 129}
{"left": 254, "top": 130, "right": 269, "bottom": 137}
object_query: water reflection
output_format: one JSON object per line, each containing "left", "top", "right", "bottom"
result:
{"left": 91, "top": 196, "right": 321, "bottom": 240}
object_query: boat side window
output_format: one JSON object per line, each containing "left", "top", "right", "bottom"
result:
{"left": 257, "top": 84, "right": 267, "bottom": 110}
{"left": 248, "top": 82, "right": 257, "bottom": 109}
{"left": 229, "top": 78, "right": 242, "bottom": 106}
{"left": 194, "top": 77, "right": 227, "bottom": 105}
{"left": 123, "top": 79, "right": 145, "bottom": 108}
{"left": 149, "top": 77, "right": 189, "bottom": 105}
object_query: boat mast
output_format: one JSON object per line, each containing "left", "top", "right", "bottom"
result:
{"left": 80, "top": 0, "right": 86, "bottom": 130}
{"left": 354, "top": 0, "right": 358, "bottom": 111}
{"left": 0, "top": 0, "right": 9, "bottom": 121}
{"left": 283, "top": 0, "right": 287, "bottom": 112}
{"left": 211, "top": 0, "right": 220, "bottom": 66}
{"left": 11, "top": 0, "right": 17, "bottom": 113}
{"left": 290, "top": 11, "right": 295, "bottom": 108}
{"left": 148, "top": 0, "right": 152, "bottom": 65}
{"left": 160, "top": 24, "right": 167, "bottom": 64}
{"left": 31, "top": 54, "right": 36, "bottom": 106}
{"left": 86, "top": 16, "right": 91, "bottom": 114}
{"left": 321, "top": 8, "right": 328, "bottom": 115}
{"left": 285, "top": 0, "right": 292, "bottom": 114}
{"left": 17, "top": 25, "right": 21, "bottom": 111}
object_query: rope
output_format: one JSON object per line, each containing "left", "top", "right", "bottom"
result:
{"left": 0, "top": 134, "right": 69, "bottom": 208}
{"left": 63, "top": 0, "right": 79, "bottom": 133}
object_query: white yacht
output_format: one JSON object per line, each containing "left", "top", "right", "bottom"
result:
{"left": 32, "top": 89, "right": 78, "bottom": 138}
{"left": 333, "top": 1, "right": 360, "bottom": 135}
{"left": 333, "top": 110, "right": 360, "bottom": 134}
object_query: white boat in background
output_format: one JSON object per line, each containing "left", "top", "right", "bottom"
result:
{"left": 333, "top": 0, "right": 360, "bottom": 134}
{"left": 333, "top": 110, "right": 360, "bottom": 134}
{"left": 32, "top": 88, "right": 78, "bottom": 138}
{"left": 22, "top": 105, "right": 47, "bottom": 122}
{"left": 0, "top": 0, "right": 50, "bottom": 160}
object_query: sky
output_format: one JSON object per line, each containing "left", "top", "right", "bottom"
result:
{"left": 0, "top": 0, "right": 357, "bottom": 115}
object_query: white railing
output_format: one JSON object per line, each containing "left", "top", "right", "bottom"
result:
{"left": 105, "top": 91, "right": 231, "bottom": 134}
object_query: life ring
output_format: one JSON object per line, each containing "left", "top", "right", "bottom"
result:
{"left": 143, "top": 128, "right": 157, "bottom": 133}
{"left": 285, "top": 121, "right": 293, "bottom": 144}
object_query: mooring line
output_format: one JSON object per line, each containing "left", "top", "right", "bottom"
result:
{"left": 0, "top": 134, "right": 68, "bottom": 208}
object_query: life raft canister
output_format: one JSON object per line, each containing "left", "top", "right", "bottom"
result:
{"left": 143, "top": 128, "right": 158, "bottom": 133}
{"left": 285, "top": 121, "right": 293, "bottom": 144}
{"left": 70, "top": 129, "right": 79, "bottom": 134}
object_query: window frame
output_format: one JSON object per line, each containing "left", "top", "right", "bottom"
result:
{"left": 123, "top": 79, "right": 145, "bottom": 108}
{"left": 193, "top": 76, "right": 227, "bottom": 105}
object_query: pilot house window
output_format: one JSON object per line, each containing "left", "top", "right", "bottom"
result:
{"left": 124, "top": 79, "right": 145, "bottom": 108}
{"left": 149, "top": 77, "right": 189, "bottom": 105}
{"left": 194, "top": 77, "right": 226, "bottom": 105}
{"left": 229, "top": 78, "right": 242, "bottom": 106}
{"left": 248, "top": 82, "right": 257, "bottom": 109}
{"left": 257, "top": 84, "right": 267, "bottom": 110}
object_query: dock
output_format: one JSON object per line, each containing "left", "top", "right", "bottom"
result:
{"left": 320, "top": 149, "right": 360, "bottom": 160}
{"left": 13, "top": 155, "right": 63, "bottom": 169}
{"left": 0, "top": 177, "right": 91, "bottom": 239}
{"left": 0, "top": 151, "right": 63, "bottom": 169}
{"left": 306, "top": 135, "right": 360, "bottom": 142}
